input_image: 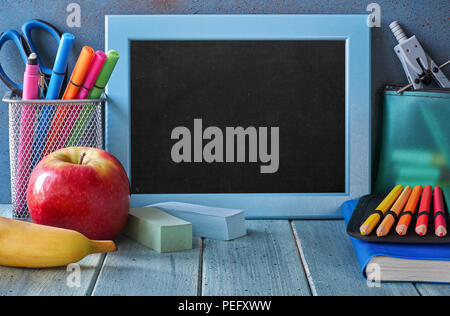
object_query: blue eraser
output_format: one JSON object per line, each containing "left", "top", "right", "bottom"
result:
{"left": 149, "top": 202, "right": 247, "bottom": 240}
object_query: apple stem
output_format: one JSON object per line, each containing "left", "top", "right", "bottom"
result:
{"left": 79, "top": 152, "right": 86, "bottom": 165}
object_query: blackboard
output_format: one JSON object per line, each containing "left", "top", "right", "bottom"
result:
{"left": 130, "top": 40, "right": 345, "bottom": 194}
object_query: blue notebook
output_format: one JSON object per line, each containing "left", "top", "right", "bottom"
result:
{"left": 343, "top": 199, "right": 450, "bottom": 283}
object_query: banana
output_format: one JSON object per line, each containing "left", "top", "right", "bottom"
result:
{"left": 0, "top": 216, "right": 117, "bottom": 268}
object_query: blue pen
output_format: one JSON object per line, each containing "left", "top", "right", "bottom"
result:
{"left": 31, "top": 33, "right": 74, "bottom": 168}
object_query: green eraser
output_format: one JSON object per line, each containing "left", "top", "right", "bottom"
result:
{"left": 122, "top": 207, "right": 192, "bottom": 253}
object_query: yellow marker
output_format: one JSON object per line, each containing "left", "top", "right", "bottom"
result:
{"left": 360, "top": 185, "right": 404, "bottom": 235}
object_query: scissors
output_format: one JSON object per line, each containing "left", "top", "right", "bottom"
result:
{"left": 0, "top": 19, "right": 64, "bottom": 95}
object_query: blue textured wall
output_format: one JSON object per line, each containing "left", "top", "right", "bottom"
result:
{"left": 0, "top": 0, "right": 448, "bottom": 202}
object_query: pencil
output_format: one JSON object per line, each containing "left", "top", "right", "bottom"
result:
{"left": 396, "top": 185, "right": 423, "bottom": 236}
{"left": 360, "top": 184, "right": 403, "bottom": 236}
{"left": 377, "top": 186, "right": 412, "bottom": 237}
{"left": 415, "top": 185, "right": 432, "bottom": 236}
{"left": 433, "top": 186, "right": 447, "bottom": 237}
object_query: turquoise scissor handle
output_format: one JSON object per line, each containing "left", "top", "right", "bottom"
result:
{"left": 21, "top": 19, "right": 62, "bottom": 77}
{"left": 0, "top": 30, "right": 29, "bottom": 92}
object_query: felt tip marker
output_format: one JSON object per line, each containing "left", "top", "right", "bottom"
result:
{"left": 76, "top": 50, "right": 107, "bottom": 99}
{"left": 16, "top": 52, "right": 40, "bottom": 214}
{"left": 360, "top": 185, "right": 403, "bottom": 236}
{"left": 46, "top": 33, "right": 75, "bottom": 100}
{"left": 415, "top": 185, "right": 432, "bottom": 236}
{"left": 22, "top": 53, "right": 40, "bottom": 100}
{"left": 396, "top": 185, "right": 423, "bottom": 236}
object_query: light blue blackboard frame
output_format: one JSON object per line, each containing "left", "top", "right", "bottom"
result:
{"left": 105, "top": 14, "right": 371, "bottom": 219}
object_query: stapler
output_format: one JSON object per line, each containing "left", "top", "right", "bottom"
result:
{"left": 390, "top": 21, "right": 450, "bottom": 93}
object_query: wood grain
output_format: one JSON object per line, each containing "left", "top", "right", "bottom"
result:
{"left": 292, "top": 220, "right": 420, "bottom": 296}
{"left": 202, "top": 220, "right": 310, "bottom": 296}
{"left": 2, "top": 202, "right": 448, "bottom": 296}
{"left": 415, "top": 283, "right": 450, "bottom": 296}
{"left": 92, "top": 235, "right": 201, "bottom": 296}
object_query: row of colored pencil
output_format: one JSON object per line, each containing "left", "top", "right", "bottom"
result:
{"left": 360, "top": 184, "right": 447, "bottom": 237}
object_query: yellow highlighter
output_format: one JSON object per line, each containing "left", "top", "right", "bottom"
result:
{"left": 360, "top": 185, "right": 404, "bottom": 236}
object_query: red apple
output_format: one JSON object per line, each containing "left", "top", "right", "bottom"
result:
{"left": 27, "top": 147, "right": 130, "bottom": 240}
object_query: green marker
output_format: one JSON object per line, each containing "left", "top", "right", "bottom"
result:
{"left": 65, "top": 49, "right": 120, "bottom": 146}
{"left": 87, "top": 49, "right": 120, "bottom": 99}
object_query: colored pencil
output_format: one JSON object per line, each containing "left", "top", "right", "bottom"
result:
{"left": 396, "top": 185, "right": 423, "bottom": 236}
{"left": 377, "top": 185, "right": 412, "bottom": 237}
{"left": 433, "top": 186, "right": 447, "bottom": 237}
{"left": 360, "top": 184, "right": 403, "bottom": 236}
{"left": 415, "top": 185, "right": 433, "bottom": 236}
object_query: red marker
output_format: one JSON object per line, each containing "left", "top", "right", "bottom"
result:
{"left": 415, "top": 185, "right": 432, "bottom": 236}
{"left": 433, "top": 186, "right": 447, "bottom": 237}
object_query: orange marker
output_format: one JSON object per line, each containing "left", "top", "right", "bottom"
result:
{"left": 43, "top": 46, "right": 94, "bottom": 156}
{"left": 62, "top": 46, "right": 95, "bottom": 99}
{"left": 415, "top": 185, "right": 433, "bottom": 236}
{"left": 396, "top": 185, "right": 423, "bottom": 236}
{"left": 377, "top": 185, "right": 412, "bottom": 237}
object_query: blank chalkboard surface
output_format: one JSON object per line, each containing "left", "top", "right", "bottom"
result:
{"left": 130, "top": 40, "right": 345, "bottom": 194}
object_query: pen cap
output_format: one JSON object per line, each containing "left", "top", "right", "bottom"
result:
{"left": 419, "top": 185, "right": 433, "bottom": 212}
{"left": 82, "top": 50, "right": 107, "bottom": 89}
{"left": 25, "top": 53, "right": 39, "bottom": 70}
{"left": 433, "top": 187, "right": 445, "bottom": 212}
{"left": 52, "top": 33, "right": 75, "bottom": 74}
{"left": 22, "top": 53, "right": 40, "bottom": 100}
{"left": 70, "top": 46, "right": 95, "bottom": 86}
{"left": 63, "top": 46, "right": 94, "bottom": 99}
{"left": 87, "top": 49, "right": 119, "bottom": 99}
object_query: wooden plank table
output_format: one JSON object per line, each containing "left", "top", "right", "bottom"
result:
{"left": 0, "top": 204, "right": 449, "bottom": 296}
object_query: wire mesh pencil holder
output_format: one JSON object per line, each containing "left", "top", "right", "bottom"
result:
{"left": 3, "top": 91, "right": 105, "bottom": 219}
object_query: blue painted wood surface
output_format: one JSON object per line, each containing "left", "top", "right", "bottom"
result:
{"left": 291, "top": 219, "right": 420, "bottom": 296}
{"left": 415, "top": 283, "right": 450, "bottom": 296}
{"left": 92, "top": 236, "right": 201, "bottom": 296}
{"left": 0, "top": 204, "right": 450, "bottom": 295}
{"left": 202, "top": 220, "right": 310, "bottom": 296}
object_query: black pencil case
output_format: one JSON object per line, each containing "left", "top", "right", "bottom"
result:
{"left": 347, "top": 194, "right": 450, "bottom": 244}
